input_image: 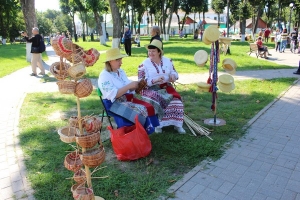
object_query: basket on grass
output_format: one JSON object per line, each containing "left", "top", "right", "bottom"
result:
{"left": 64, "top": 151, "right": 83, "bottom": 172}
{"left": 66, "top": 44, "right": 85, "bottom": 64}
{"left": 74, "top": 79, "right": 93, "bottom": 98}
{"left": 73, "top": 169, "right": 86, "bottom": 184}
{"left": 57, "top": 80, "right": 76, "bottom": 94}
{"left": 68, "top": 63, "right": 86, "bottom": 80}
{"left": 50, "top": 62, "right": 70, "bottom": 80}
{"left": 57, "top": 126, "right": 79, "bottom": 143}
{"left": 84, "top": 117, "right": 101, "bottom": 133}
{"left": 76, "top": 131, "right": 100, "bottom": 148}
{"left": 80, "top": 145, "right": 105, "bottom": 168}
{"left": 71, "top": 183, "right": 94, "bottom": 200}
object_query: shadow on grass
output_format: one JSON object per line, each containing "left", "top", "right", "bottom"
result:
{"left": 19, "top": 78, "right": 296, "bottom": 199}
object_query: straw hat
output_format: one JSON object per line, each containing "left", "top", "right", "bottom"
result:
{"left": 203, "top": 25, "right": 219, "bottom": 43}
{"left": 145, "top": 39, "right": 163, "bottom": 54}
{"left": 203, "top": 36, "right": 211, "bottom": 45}
{"left": 218, "top": 74, "right": 235, "bottom": 93}
{"left": 105, "top": 48, "right": 127, "bottom": 62}
{"left": 219, "top": 37, "right": 232, "bottom": 45}
{"left": 196, "top": 82, "right": 211, "bottom": 93}
{"left": 222, "top": 58, "right": 237, "bottom": 75}
{"left": 194, "top": 50, "right": 208, "bottom": 67}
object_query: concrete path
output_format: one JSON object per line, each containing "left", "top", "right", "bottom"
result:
{"left": 0, "top": 45, "right": 299, "bottom": 200}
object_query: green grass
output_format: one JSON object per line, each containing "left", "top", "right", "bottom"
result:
{"left": 81, "top": 37, "right": 292, "bottom": 78}
{"left": 19, "top": 77, "right": 296, "bottom": 200}
{"left": 0, "top": 44, "right": 48, "bottom": 78}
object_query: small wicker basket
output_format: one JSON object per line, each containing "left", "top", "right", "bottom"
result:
{"left": 50, "top": 62, "right": 70, "bottom": 80}
{"left": 74, "top": 79, "right": 93, "bottom": 98}
{"left": 52, "top": 36, "right": 73, "bottom": 58}
{"left": 68, "top": 63, "right": 86, "bottom": 80}
{"left": 76, "top": 131, "right": 100, "bottom": 148}
{"left": 64, "top": 151, "right": 83, "bottom": 172}
{"left": 57, "top": 80, "right": 76, "bottom": 94}
{"left": 80, "top": 145, "right": 105, "bottom": 168}
{"left": 82, "top": 48, "right": 100, "bottom": 67}
{"left": 66, "top": 44, "right": 85, "bottom": 64}
{"left": 57, "top": 126, "right": 78, "bottom": 143}
{"left": 73, "top": 169, "right": 86, "bottom": 184}
{"left": 71, "top": 183, "right": 94, "bottom": 200}
{"left": 84, "top": 117, "right": 101, "bottom": 133}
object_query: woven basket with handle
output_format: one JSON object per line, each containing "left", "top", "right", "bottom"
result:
{"left": 74, "top": 79, "right": 93, "bottom": 98}
{"left": 76, "top": 131, "right": 100, "bottom": 148}
{"left": 64, "top": 151, "right": 83, "bottom": 172}
{"left": 68, "top": 63, "right": 86, "bottom": 80}
{"left": 57, "top": 126, "right": 78, "bottom": 143}
{"left": 73, "top": 169, "right": 86, "bottom": 184}
{"left": 80, "top": 145, "right": 105, "bottom": 168}
{"left": 71, "top": 183, "right": 94, "bottom": 200}
{"left": 57, "top": 80, "right": 76, "bottom": 94}
{"left": 50, "top": 62, "right": 70, "bottom": 80}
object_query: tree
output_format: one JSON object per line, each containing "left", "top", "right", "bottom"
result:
{"left": 0, "top": 0, "right": 20, "bottom": 41}
{"left": 109, "top": 0, "right": 122, "bottom": 47}
{"left": 60, "top": 0, "right": 79, "bottom": 41}
{"left": 19, "top": 0, "right": 37, "bottom": 37}
{"left": 211, "top": 0, "right": 226, "bottom": 27}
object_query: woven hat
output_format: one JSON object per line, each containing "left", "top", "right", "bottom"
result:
{"left": 196, "top": 82, "right": 211, "bottom": 93}
{"left": 194, "top": 50, "right": 208, "bottom": 67}
{"left": 219, "top": 37, "right": 233, "bottom": 45}
{"left": 145, "top": 39, "right": 163, "bottom": 54}
{"left": 203, "top": 36, "right": 211, "bottom": 45}
{"left": 203, "top": 25, "right": 220, "bottom": 43}
{"left": 105, "top": 48, "right": 127, "bottom": 62}
{"left": 222, "top": 58, "right": 237, "bottom": 74}
{"left": 218, "top": 74, "right": 235, "bottom": 93}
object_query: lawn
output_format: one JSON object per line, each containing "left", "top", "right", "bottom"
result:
{"left": 77, "top": 37, "right": 293, "bottom": 78}
{"left": 0, "top": 44, "right": 48, "bottom": 78}
{"left": 19, "top": 77, "right": 296, "bottom": 200}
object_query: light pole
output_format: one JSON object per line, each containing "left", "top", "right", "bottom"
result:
{"left": 289, "top": 2, "right": 294, "bottom": 33}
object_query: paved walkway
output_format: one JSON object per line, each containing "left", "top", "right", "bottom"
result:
{"left": 0, "top": 46, "right": 299, "bottom": 200}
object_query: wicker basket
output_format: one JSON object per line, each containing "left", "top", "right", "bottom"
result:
{"left": 74, "top": 79, "right": 93, "bottom": 98}
{"left": 68, "top": 63, "right": 86, "bottom": 80}
{"left": 82, "top": 48, "right": 100, "bottom": 67}
{"left": 76, "top": 131, "right": 100, "bottom": 148}
{"left": 71, "top": 183, "right": 94, "bottom": 200}
{"left": 84, "top": 117, "right": 101, "bottom": 133}
{"left": 64, "top": 151, "right": 83, "bottom": 172}
{"left": 57, "top": 80, "right": 76, "bottom": 94}
{"left": 69, "top": 116, "right": 86, "bottom": 128}
{"left": 50, "top": 62, "right": 70, "bottom": 80}
{"left": 73, "top": 169, "right": 86, "bottom": 184}
{"left": 66, "top": 44, "right": 85, "bottom": 64}
{"left": 80, "top": 145, "right": 105, "bottom": 168}
{"left": 52, "top": 36, "right": 73, "bottom": 58}
{"left": 57, "top": 126, "right": 78, "bottom": 143}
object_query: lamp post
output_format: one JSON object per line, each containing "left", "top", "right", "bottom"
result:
{"left": 289, "top": 2, "right": 294, "bottom": 33}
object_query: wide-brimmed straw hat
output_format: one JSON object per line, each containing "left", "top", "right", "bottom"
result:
{"left": 203, "top": 25, "right": 220, "bottom": 43}
{"left": 219, "top": 37, "right": 233, "bottom": 45}
{"left": 222, "top": 58, "right": 237, "bottom": 75}
{"left": 145, "top": 39, "right": 163, "bottom": 54}
{"left": 105, "top": 48, "right": 127, "bottom": 62}
{"left": 196, "top": 82, "right": 211, "bottom": 93}
{"left": 218, "top": 74, "right": 235, "bottom": 93}
{"left": 194, "top": 50, "right": 208, "bottom": 67}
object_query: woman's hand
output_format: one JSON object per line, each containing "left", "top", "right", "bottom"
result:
{"left": 153, "top": 76, "right": 164, "bottom": 84}
{"left": 128, "top": 81, "right": 139, "bottom": 90}
{"left": 169, "top": 74, "right": 176, "bottom": 83}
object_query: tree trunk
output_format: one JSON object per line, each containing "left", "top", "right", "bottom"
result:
{"left": 176, "top": 13, "right": 180, "bottom": 31}
{"left": 150, "top": 14, "right": 153, "bottom": 26}
{"left": 109, "top": 0, "right": 122, "bottom": 48}
{"left": 167, "top": 0, "right": 176, "bottom": 35}
{"left": 180, "top": 13, "right": 187, "bottom": 31}
{"left": 241, "top": 18, "right": 246, "bottom": 42}
{"left": 94, "top": 11, "right": 106, "bottom": 45}
{"left": 131, "top": 0, "right": 134, "bottom": 31}
{"left": 20, "top": 0, "right": 37, "bottom": 37}
{"left": 71, "top": 13, "right": 78, "bottom": 42}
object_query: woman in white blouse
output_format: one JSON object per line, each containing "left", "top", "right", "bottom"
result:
{"left": 138, "top": 40, "right": 185, "bottom": 134}
{"left": 98, "top": 48, "right": 159, "bottom": 133}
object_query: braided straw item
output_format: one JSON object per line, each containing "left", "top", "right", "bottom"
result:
{"left": 57, "top": 80, "right": 76, "bottom": 94}
{"left": 57, "top": 126, "right": 79, "bottom": 143}
{"left": 64, "top": 151, "right": 83, "bottom": 172}
{"left": 74, "top": 79, "right": 93, "bottom": 98}
{"left": 76, "top": 131, "right": 100, "bottom": 148}
{"left": 80, "top": 145, "right": 105, "bottom": 168}
{"left": 50, "top": 62, "right": 70, "bottom": 80}
{"left": 68, "top": 63, "right": 86, "bottom": 80}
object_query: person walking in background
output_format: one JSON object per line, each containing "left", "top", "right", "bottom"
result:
{"left": 123, "top": 26, "right": 132, "bottom": 56}
{"left": 280, "top": 28, "right": 288, "bottom": 53}
{"left": 264, "top": 28, "right": 271, "bottom": 43}
{"left": 150, "top": 25, "right": 162, "bottom": 49}
{"left": 21, "top": 27, "right": 45, "bottom": 76}
{"left": 275, "top": 29, "right": 281, "bottom": 52}
{"left": 297, "top": 31, "right": 300, "bottom": 54}
{"left": 200, "top": 30, "right": 203, "bottom": 41}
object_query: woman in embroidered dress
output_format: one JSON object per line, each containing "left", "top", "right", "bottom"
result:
{"left": 98, "top": 48, "right": 159, "bottom": 134}
{"left": 138, "top": 40, "right": 185, "bottom": 134}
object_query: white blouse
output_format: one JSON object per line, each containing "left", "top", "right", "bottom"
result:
{"left": 138, "top": 56, "right": 179, "bottom": 86}
{"left": 98, "top": 69, "right": 131, "bottom": 102}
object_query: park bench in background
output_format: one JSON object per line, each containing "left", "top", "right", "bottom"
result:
{"left": 249, "top": 43, "right": 265, "bottom": 58}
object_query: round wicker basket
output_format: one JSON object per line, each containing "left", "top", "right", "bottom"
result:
{"left": 73, "top": 169, "right": 86, "bottom": 184}
{"left": 64, "top": 151, "right": 83, "bottom": 172}
{"left": 84, "top": 117, "right": 101, "bottom": 133}
{"left": 74, "top": 79, "right": 93, "bottom": 98}
{"left": 57, "top": 126, "right": 78, "bottom": 143}
{"left": 57, "top": 80, "right": 76, "bottom": 94}
{"left": 80, "top": 145, "right": 105, "bottom": 168}
{"left": 71, "top": 183, "right": 94, "bottom": 200}
{"left": 52, "top": 36, "right": 73, "bottom": 58}
{"left": 82, "top": 48, "right": 100, "bottom": 67}
{"left": 50, "top": 62, "right": 70, "bottom": 80}
{"left": 66, "top": 44, "right": 85, "bottom": 64}
{"left": 68, "top": 63, "right": 86, "bottom": 80}
{"left": 76, "top": 131, "right": 100, "bottom": 148}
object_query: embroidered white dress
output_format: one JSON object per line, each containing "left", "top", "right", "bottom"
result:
{"left": 138, "top": 56, "right": 184, "bottom": 128}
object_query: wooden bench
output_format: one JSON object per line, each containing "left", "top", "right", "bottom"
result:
{"left": 249, "top": 43, "right": 265, "bottom": 58}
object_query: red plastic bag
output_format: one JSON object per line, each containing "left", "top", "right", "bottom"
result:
{"left": 108, "top": 116, "right": 152, "bottom": 161}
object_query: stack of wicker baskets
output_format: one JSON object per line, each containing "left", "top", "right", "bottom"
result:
{"left": 51, "top": 37, "right": 105, "bottom": 199}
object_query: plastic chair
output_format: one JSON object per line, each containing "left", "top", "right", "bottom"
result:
{"left": 96, "top": 88, "right": 114, "bottom": 132}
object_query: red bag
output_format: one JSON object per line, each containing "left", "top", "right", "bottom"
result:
{"left": 108, "top": 116, "right": 152, "bottom": 161}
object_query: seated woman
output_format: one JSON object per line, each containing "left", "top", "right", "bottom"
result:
{"left": 138, "top": 39, "right": 185, "bottom": 134}
{"left": 256, "top": 36, "right": 271, "bottom": 59}
{"left": 134, "top": 34, "right": 140, "bottom": 47}
{"left": 98, "top": 48, "right": 159, "bottom": 134}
